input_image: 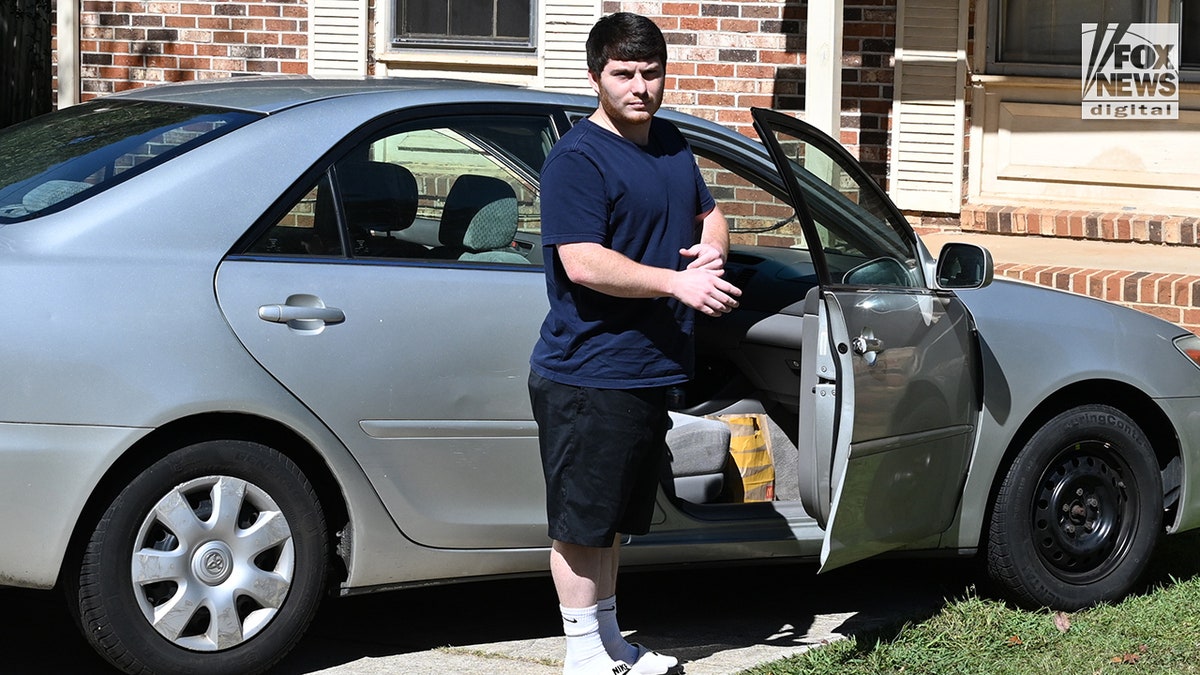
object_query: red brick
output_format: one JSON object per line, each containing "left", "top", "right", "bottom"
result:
{"left": 721, "top": 18, "right": 759, "bottom": 32}
{"left": 738, "top": 94, "right": 773, "bottom": 108}
{"left": 1102, "top": 271, "right": 1126, "bottom": 302}
{"left": 231, "top": 18, "right": 265, "bottom": 31}
{"left": 178, "top": 57, "right": 211, "bottom": 69}
{"left": 163, "top": 41, "right": 197, "bottom": 55}
{"left": 1125, "top": 272, "right": 1150, "bottom": 302}
{"left": 664, "top": 3, "right": 701, "bottom": 16}
{"left": 1143, "top": 305, "right": 1183, "bottom": 324}
{"left": 1182, "top": 308, "right": 1200, "bottom": 332}
{"left": 734, "top": 63, "right": 772, "bottom": 78}
{"left": 145, "top": 55, "right": 177, "bottom": 68}
{"left": 248, "top": 4, "right": 281, "bottom": 17}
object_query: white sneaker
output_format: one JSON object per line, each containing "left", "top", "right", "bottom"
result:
{"left": 629, "top": 643, "right": 679, "bottom": 675}
{"left": 565, "top": 658, "right": 634, "bottom": 675}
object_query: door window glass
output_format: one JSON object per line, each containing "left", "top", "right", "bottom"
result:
{"left": 758, "top": 120, "right": 923, "bottom": 288}
{"left": 249, "top": 114, "right": 555, "bottom": 265}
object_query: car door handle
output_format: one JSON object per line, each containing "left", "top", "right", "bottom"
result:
{"left": 852, "top": 330, "right": 884, "bottom": 366}
{"left": 258, "top": 304, "right": 345, "bottom": 324}
{"left": 257, "top": 295, "right": 346, "bottom": 331}
{"left": 852, "top": 336, "right": 884, "bottom": 355}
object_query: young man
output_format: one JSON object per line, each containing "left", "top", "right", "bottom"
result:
{"left": 528, "top": 12, "right": 742, "bottom": 675}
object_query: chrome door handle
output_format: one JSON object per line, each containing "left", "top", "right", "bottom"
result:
{"left": 851, "top": 336, "right": 883, "bottom": 354}
{"left": 258, "top": 304, "right": 345, "bottom": 324}
{"left": 852, "top": 329, "right": 884, "bottom": 366}
{"left": 258, "top": 294, "right": 345, "bottom": 334}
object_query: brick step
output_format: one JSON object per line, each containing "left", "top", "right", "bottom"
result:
{"left": 960, "top": 204, "right": 1200, "bottom": 248}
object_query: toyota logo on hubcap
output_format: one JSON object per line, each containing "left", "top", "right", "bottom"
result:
{"left": 192, "top": 541, "right": 234, "bottom": 585}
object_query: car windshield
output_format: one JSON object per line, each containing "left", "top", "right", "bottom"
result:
{"left": 0, "top": 99, "right": 260, "bottom": 223}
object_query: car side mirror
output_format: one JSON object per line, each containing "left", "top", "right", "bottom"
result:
{"left": 935, "top": 243, "right": 993, "bottom": 290}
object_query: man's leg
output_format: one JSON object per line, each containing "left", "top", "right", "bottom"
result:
{"left": 594, "top": 540, "right": 678, "bottom": 674}
{"left": 551, "top": 539, "right": 608, "bottom": 608}
{"left": 552, "top": 540, "right": 632, "bottom": 674}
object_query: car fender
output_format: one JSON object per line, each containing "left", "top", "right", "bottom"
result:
{"left": 944, "top": 278, "right": 1200, "bottom": 548}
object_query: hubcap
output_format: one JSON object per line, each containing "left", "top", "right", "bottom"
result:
{"left": 131, "top": 475, "right": 296, "bottom": 652}
{"left": 1032, "top": 441, "right": 1134, "bottom": 582}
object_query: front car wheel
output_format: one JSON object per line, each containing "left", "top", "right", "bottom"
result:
{"left": 987, "top": 405, "right": 1163, "bottom": 610}
{"left": 72, "top": 440, "right": 328, "bottom": 674}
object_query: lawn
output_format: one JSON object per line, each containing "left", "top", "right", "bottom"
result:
{"left": 741, "top": 531, "right": 1200, "bottom": 675}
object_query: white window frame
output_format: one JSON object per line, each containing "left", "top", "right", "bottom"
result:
{"left": 390, "top": 0, "right": 537, "bottom": 52}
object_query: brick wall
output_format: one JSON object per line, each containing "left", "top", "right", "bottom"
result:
{"left": 75, "top": 0, "right": 308, "bottom": 99}
{"left": 615, "top": 0, "right": 897, "bottom": 188}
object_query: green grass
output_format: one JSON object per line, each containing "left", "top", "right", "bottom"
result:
{"left": 741, "top": 533, "right": 1200, "bottom": 675}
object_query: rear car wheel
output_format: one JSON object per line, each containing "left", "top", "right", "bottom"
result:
{"left": 987, "top": 405, "right": 1162, "bottom": 610}
{"left": 72, "top": 440, "right": 328, "bottom": 675}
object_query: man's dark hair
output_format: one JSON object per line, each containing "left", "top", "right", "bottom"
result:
{"left": 586, "top": 12, "right": 668, "bottom": 76}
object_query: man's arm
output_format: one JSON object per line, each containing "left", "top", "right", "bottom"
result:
{"left": 682, "top": 205, "right": 730, "bottom": 271}
{"left": 557, "top": 206, "right": 741, "bottom": 317}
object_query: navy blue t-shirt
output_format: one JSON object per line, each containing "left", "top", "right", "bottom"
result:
{"left": 529, "top": 117, "right": 716, "bottom": 389}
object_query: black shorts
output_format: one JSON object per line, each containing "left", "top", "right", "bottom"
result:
{"left": 528, "top": 371, "right": 670, "bottom": 548}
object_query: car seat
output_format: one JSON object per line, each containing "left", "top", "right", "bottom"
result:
{"left": 435, "top": 174, "right": 527, "bottom": 263}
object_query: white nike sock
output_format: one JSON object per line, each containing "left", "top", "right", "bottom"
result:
{"left": 596, "top": 595, "right": 638, "bottom": 663}
{"left": 562, "top": 604, "right": 626, "bottom": 674}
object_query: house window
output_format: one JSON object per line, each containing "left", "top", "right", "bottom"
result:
{"left": 1174, "top": 0, "right": 1200, "bottom": 67}
{"left": 990, "top": 0, "right": 1200, "bottom": 76}
{"left": 989, "top": 0, "right": 1151, "bottom": 75}
{"left": 395, "top": 0, "right": 534, "bottom": 50}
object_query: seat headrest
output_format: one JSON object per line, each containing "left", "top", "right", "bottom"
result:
{"left": 337, "top": 160, "right": 418, "bottom": 233}
{"left": 439, "top": 174, "right": 518, "bottom": 252}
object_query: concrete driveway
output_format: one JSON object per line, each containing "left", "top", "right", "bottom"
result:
{"left": 5, "top": 558, "right": 975, "bottom": 674}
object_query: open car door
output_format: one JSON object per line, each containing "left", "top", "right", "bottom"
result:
{"left": 751, "top": 108, "right": 982, "bottom": 571}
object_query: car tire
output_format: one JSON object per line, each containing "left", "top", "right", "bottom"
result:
{"left": 71, "top": 440, "right": 328, "bottom": 675}
{"left": 987, "top": 404, "right": 1162, "bottom": 610}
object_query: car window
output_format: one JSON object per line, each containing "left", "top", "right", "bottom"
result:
{"left": 0, "top": 100, "right": 259, "bottom": 223}
{"left": 765, "top": 131, "right": 923, "bottom": 288}
{"left": 249, "top": 114, "right": 554, "bottom": 265}
{"left": 695, "top": 152, "right": 805, "bottom": 250}
{"left": 692, "top": 126, "right": 922, "bottom": 288}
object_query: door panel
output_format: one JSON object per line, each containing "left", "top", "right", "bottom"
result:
{"left": 820, "top": 288, "right": 977, "bottom": 569}
{"left": 752, "top": 108, "right": 979, "bottom": 570}
{"left": 217, "top": 261, "right": 550, "bottom": 549}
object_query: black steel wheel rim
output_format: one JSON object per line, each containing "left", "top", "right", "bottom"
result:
{"left": 1031, "top": 441, "right": 1136, "bottom": 583}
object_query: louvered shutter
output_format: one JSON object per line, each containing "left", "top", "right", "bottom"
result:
{"left": 540, "top": 0, "right": 597, "bottom": 93}
{"left": 310, "top": 0, "right": 369, "bottom": 76}
{"left": 888, "top": 0, "right": 967, "bottom": 213}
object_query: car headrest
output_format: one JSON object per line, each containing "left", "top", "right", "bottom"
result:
{"left": 438, "top": 174, "right": 518, "bottom": 252}
{"left": 337, "top": 160, "right": 418, "bottom": 233}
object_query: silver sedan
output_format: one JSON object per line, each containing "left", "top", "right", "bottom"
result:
{"left": 2, "top": 77, "right": 1199, "bottom": 674}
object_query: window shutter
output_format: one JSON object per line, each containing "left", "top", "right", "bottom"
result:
{"left": 888, "top": 0, "right": 967, "bottom": 213}
{"left": 540, "top": 0, "right": 597, "bottom": 93}
{"left": 310, "top": 0, "right": 369, "bottom": 76}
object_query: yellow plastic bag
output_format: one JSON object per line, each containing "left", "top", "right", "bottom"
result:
{"left": 717, "top": 414, "right": 775, "bottom": 502}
